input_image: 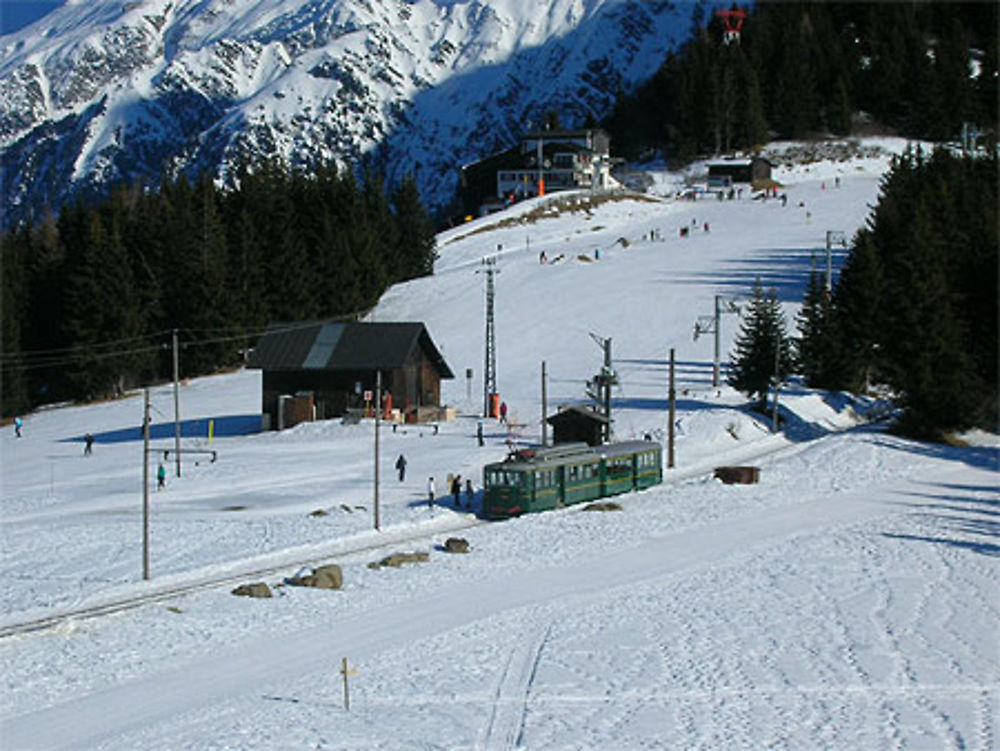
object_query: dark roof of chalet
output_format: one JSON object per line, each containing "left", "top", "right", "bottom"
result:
{"left": 523, "top": 128, "right": 609, "bottom": 140}
{"left": 707, "top": 156, "right": 773, "bottom": 168}
{"left": 545, "top": 405, "right": 610, "bottom": 425}
{"left": 248, "top": 320, "right": 454, "bottom": 378}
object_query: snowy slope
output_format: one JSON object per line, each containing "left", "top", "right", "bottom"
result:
{"left": 1, "top": 142, "right": 998, "bottom": 749}
{"left": 0, "top": 0, "right": 693, "bottom": 224}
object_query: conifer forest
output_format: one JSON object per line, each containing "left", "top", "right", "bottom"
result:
{"left": 1, "top": 164, "right": 437, "bottom": 411}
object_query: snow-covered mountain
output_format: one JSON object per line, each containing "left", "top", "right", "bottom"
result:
{"left": 0, "top": 0, "right": 690, "bottom": 224}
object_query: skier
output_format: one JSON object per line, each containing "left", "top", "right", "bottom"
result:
{"left": 395, "top": 453, "right": 407, "bottom": 482}
{"left": 13, "top": 416, "right": 22, "bottom": 438}
{"left": 84, "top": 433, "right": 94, "bottom": 456}
{"left": 477, "top": 421, "right": 484, "bottom": 447}
{"left": 499, "top": 401, "right": 508, "bottom": 424}
{"left": 157, "top": 463, "right": 166, "bottom": 490}
{"left": 451, "top": 475, "right": 461, "bottom": 507}
{"left": 427, "top": 476, "right": 436, "bottom": 510}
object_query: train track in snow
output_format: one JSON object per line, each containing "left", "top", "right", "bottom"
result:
{"left": 0, "top": 515, "right": 487, "bottom": 640}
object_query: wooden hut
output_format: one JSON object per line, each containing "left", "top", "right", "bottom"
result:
{"left": 545, "top": 405, "right": 609, "bottom": 447}
{"left": 248, "top": 320, "right": 453, "bottom": 429}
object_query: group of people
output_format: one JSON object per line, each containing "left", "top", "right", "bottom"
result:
{"left": 424, "top": 474, "right": 475, "bottom": 511}
{"left": 397, "top": 452, "right": 477, "bottom": 512}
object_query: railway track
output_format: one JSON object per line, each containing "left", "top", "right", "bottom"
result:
{"left": 0, "top": 515, "right": 488, "bottom": 640}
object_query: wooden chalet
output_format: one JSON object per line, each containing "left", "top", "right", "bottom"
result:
{"left": 706, "top": 156, "right": 773, "bottom": 188}
{"left": 248, "top": 320, "right": 453, "bottom": 429}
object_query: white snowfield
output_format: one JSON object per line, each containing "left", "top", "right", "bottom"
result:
{"left": 1, "top": 139, "right": 997, "bottom": 749}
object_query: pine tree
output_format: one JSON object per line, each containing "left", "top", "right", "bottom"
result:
{"left": 391, "top": 175, "right": 437, "bottom": 279}
{"left": 62, "top": 209, "right": 147, "bottom": 399}
{"left": 829, "top": 231, "right": 882, "bottom": 393}
{"left": 1, "top": 226, "right": 31, "bottom": 416}
{"left": 796, "top": 266, "right": 838, "bottom": 389}
{"left": 727, "top": 279, "right": 795, "bottom": 410}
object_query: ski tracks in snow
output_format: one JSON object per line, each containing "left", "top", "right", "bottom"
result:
{"left": 480, "top": 621, "right": 552, "bottom": 751}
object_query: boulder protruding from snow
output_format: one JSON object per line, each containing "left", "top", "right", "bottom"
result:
{"left": 286, "top": 564, "right": 343, "bottom": 589}
{"left": 583, "top": 501, "right": 623, "bottom": 512}
{"left": 714, "top": 466, "right": 760, "bottom": 484}
{"left": 232, "top": 582, "right": 272, "bottom": 598}
{"left": 367, "top": 551, "right": 429, "bottom": 569}
{"left": 443, "top": 537, "right": 470, "bottom": 554}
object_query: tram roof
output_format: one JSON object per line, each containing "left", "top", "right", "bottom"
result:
{"left": 485, "top": 440, "right": 659, "bottom": 472}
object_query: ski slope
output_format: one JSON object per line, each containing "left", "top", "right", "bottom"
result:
{"left": 1, "top": 139, "right": 997, "bottom": 749}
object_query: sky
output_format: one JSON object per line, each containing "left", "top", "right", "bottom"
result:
{"left": 2, "top": 139, "right": 997, "bottom": 749}
{"left": 0, "top": 0, "right": 63, "bottom": 35}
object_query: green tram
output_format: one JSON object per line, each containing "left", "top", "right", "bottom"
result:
{"left": 482, "top": 440, "right": 662, "bottom": 519}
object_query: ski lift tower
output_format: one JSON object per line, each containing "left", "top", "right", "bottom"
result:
{"left": 716, "top": 7, "right": 747, "bottom": 45}
{"left": 477, "top": 254, "right": 500, "bottom": 418}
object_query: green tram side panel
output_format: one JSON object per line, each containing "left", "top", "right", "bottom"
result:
{"left": 563, "top": 460, "right": 603, "bottom": 506}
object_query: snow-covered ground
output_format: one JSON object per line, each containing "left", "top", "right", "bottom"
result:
{"left": 2, "top": 138, "right": 997, "bottom": 749}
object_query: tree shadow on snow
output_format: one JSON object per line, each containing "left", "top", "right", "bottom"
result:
{"left": 63, "top": 414, "right": 262, "bottom": 445}
{"left": 882, "top": 481, "right": 1000, "bottom": 558}
{"left": 665, "top": 247, "right": 850, "bottom": 304}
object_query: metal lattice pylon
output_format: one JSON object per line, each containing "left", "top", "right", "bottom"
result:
{"left": 478, "top": 256, "right": 499, "bottom": 417}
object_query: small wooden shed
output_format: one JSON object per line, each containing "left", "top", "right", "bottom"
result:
{"left": 248, "top": 320, "right": 453, "bottom": 429}
{"left": 545, "top": 405, "right": 609, "bottom": 447}
{"left": 707, "top": 156, "right": 773, "bottom": 187}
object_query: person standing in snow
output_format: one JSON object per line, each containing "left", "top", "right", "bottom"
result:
{"left": 84, "top": 433, "right": 94, "bottom": 456}
{"left": 477, "top": 421, "right": 484, "bottom": 446}
{"left": 464, "top": 478, "right": 474, "bottom": 509}
{"left": 13, "top": 416, "right": 22, "bottom": 438}
{"left": 451, "top": 475, "right": 461, "bottom": 507}
{"left": 395, "top": 453, "right": 407, "bottom": 481}
{"left": 157, "top": 463, "right": 166, "bottom": 490}
{"left": 427, "top": 476, "right": 436, "bottom": 510}
{"left": 499, "top": 401, "right": 508, "bottom": 424}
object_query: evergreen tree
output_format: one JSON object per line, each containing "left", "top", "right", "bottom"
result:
{"left": 0, "top": 226, "right": 31, "bottom": 416}
{"left": 796, "top": 266, "right": 838, "bottom": 389}
{"left": 61, "top": 209, "right": 147, "bottom": 399}
{"left": 391, "top": 174, "right": 437, "bottom": 279}
{"left": 727, "top": 279, "right": 795, "bottom": 410}
{"left": 829, "top": 231, "right": 882, "bottom": 393}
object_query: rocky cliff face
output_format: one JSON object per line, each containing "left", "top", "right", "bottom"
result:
{"left": 0, "top": 0, "right": 690, "bottom": 224}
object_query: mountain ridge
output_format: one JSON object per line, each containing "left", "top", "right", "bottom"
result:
{"left": 1, "top": 0, "right": 693, "bottom": 225}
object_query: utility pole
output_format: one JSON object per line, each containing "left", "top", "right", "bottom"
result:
{"left": 771, "top": 341, "right": 781, "bottom": 433}
{"left": 587, "top": 334, "right": 616, "bottom": 443}
{"left": 537, "top": 135, "right": 544, "bottom": 195}
{"left": 477, "top": 256, "right": 499, "bottom": 418}
{"left": 694, "top": 295, "right": 740, "bottom": 387}
{"left": 603, "top": 338, "right": 612, "bottom": 442}
{"left": 142, "top": 388, "right": 151, "bottom": 581}
{"left": 667, "top": 348, "right": 676, "bottom": 469}
{"left": 374, "top": 370, "right": 381, "bottom": 531}
{"left": 824, "top": 231, "right": 846, "bottom": 294}
{"left": 172, "top": 329, "right": 181, "bottom": 478}
{"left": 541, "top": 360, "right": 548, "bottom": 447}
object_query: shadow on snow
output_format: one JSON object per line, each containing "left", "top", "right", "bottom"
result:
{"left": 63, "top": 414, "right": 262, "bottom": 445}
